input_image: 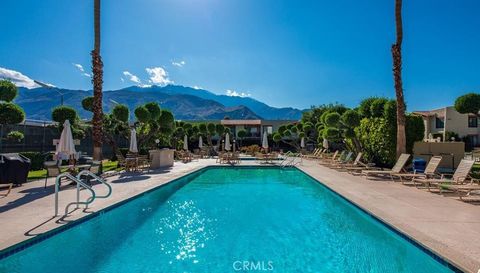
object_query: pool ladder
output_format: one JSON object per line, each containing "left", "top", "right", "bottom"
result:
{"left": 54, "top": 170, "right": 112, "bottom": 216}
{"left": 279, "top": 153, "right": 302, "bottom": 168}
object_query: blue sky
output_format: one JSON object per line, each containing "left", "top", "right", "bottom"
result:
{"left": 1, "top": 0, "right": 479, "bottom": 110}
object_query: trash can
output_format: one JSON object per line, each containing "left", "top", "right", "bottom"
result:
{"left": 412, "top": 158, "right": 427, "bottom": 173}
{"left": 0, "top": 153, "right": 31, "bottom": 185}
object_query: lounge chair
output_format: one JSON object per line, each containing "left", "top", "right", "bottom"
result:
{"left": 318, "top": 150, "right": 342, "bottom": 165}
{"left": 442, "top": 180, "right": 480, "bottom": 201}
{"left": 413, "top": 159, "right": 475, "bottom": 192}
{"left": 361, "top": 154, "right": 411, "bottom": 180}
{"left": 302, "top": 148, "right": 322, "bottom": 159}
{"left": 44, "top": 161, "right": 62, "bottom": 188}
{"left": 331, "top": 152, "right": 363, "bottom": 170}
{"left": 393, "top": 156, "right": 442, "bottom": 184}
{"left": 324, "top": 151, "right": 353, "bottom": 168}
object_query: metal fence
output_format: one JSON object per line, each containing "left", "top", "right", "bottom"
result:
{"left": 0, "top": 119, "right": 128, "bottom": 158}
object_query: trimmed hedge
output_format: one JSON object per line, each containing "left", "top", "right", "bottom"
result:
{"left": 20, "top": 152, "right": 45, "bottom": 170}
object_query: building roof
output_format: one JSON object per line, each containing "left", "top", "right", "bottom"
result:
{"left": 220, "top": 120, "right": 262, "bottom": 125}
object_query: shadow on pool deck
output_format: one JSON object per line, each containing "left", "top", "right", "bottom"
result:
{"left": 0, "top": 184, "right": 75, "bottom": 214}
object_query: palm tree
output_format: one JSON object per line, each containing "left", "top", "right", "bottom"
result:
{"left": 391, "top": 0, "right": 406, "bottom": 158}
{"left": 91, "top": 0, "right": 103, "bottom": 160}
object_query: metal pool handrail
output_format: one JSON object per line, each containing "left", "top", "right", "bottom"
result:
{"left": 55, "top": 173, "right": 96, "bottom": 216}
{"left": 76, "top": 170, "right": 112, "bottom": 200}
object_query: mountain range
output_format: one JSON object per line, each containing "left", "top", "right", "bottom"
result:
{"left": 15, "top": 85, "right": 303, "bottom": 121}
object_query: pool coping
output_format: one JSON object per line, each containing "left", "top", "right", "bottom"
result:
{"left": 0, "top": 165, "right": 466, "bottom": 272}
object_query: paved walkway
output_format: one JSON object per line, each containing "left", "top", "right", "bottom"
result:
{"left": 1, "top": 158, "right": 479, "bottom": 272}
{"left": 298, "top": 159, "right": 480, "bottom": 273}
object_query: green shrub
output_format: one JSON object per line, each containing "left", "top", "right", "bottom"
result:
{"left": 341, "top": 110, "right": 361, "bottom": 128}
{"left": 144, "top": 102, "right": 161, "bottom": 120}
{"left": 0, "top": 80, "right": 18, "bottom": 102}
{"left": 112, "top": 104, "right": 129, "bottom": 122}
{"left": 134, "top": 106, "right": 151, "bottom": 122}
{"left": 406, "top": 115, "right": 425, "bottom": 152}
{"left": 81, "top": 96, "right": 94, "bottom": 112}
{"left": 20, "top": 152, "right": 44, "bottom": 170}
{"left": 454, "top": 93, "right": 480, "bottom": 115}
{"left": 0, "top": 102, "right": 25, "bottom": 124}
{"left": 358, "top": 97, "right": 378, "bottom": 118}
{"left": 6, "top": 130, "right": 24, "bottom": 142}
{"left": 370, "top": 98, "right": 389, "bottom": 118}
{"left": 324, "top": 112, "right": 341, "bottom": 127}
{"left": 357, "top": 118, "right": 396, "bottom": 166}
{"left": 52, "top": 106, "right": 78, "bottom": 124}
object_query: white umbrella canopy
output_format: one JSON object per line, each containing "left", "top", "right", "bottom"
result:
{"left": 129, "top": 128, "right": 138, "bottom": 153}
{"left": 198, "top": 136, "right": 203, "bottom": 149}
{"left": 323, "top": 138, "right": 329, "bottom": 150}
{"left": 56, "top": 120, "right": 76, "bottom": 159}
{"left": 262, "top": 131, "right": 269, "bottom": 150}
{"left": 183, "top": 135, "right": 189, "bottom": 151}
{"left": 224, "top": 133, "right": 231, "bottom": 151}
{"left": 300, "top": 137, "right": 305, "bottom": 148}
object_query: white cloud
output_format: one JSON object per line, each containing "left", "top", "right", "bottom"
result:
{"left": 145, "top": 67, "right": 173, "bottom": 86}
{"left": 120, "top": 77, "right": 125, "bottom": 82}
{"left": 172, "top": 60, "right": 186, "bottom": 67}
{"left": 123, "top": 71, "right": 141, "bottom": 84}
{"left": 72, "top": 63, "right": 91, "bottom": 77}
{"left": 226, "top": 89, "right": 251, "bottom": 98}
{"left": 0, "top": 67, "right": 41, "bottom": 89}
{"left": 193, "top": 85, "right": 202, "bottom": 90}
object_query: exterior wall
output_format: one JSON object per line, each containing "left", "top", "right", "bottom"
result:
{"left": 416, "top": 106, "right": 480, "bottom": 146}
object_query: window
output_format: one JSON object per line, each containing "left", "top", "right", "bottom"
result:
{"left": 468, "top": 117, "right": 478, "bottom": 128}
{"left": 435, "top": 117, "right": 444, "bottom": 129}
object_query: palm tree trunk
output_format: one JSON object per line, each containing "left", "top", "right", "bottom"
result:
{"left": 91, "top": 0, "right": 103, "bottom": 160}
{"left": 391, "top": 0, "right": 406, "bottom": 158}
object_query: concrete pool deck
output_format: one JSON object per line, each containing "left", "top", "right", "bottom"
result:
{"left": 0, "top": 158, "right": 479, "bottom": 272}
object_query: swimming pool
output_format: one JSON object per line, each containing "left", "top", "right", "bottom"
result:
{"left": 0, "top": 167, "right": 459, "bottom": 272}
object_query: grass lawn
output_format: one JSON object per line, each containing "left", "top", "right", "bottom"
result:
{"left": 472, "top": 163, "right": 480, "bottom": 179}
{"left": 27, "top": 161, "right": 120, "bottom": 180}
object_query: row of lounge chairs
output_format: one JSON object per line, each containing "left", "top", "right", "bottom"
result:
{"left": 309, "top": 149, "right": 479, "bottom": 202}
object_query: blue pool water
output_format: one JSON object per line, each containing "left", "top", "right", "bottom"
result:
{"left": 0, "top": 167, "right": 456, "bottom": 273}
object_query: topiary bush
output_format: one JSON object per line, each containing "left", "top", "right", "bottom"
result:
{"left": 0, "top": 102, "right": 25, "bottom": 124}
{"left": 52, "top": 106, "right": 78, "bottom": 124}
{"left": 19, "top": 152, "right": 44, "bottom": 170}
{"left": 6, "top": 130, "right": 24, "bottom": 142}
{"left": 0, "top": 80, "right": 18, "bottom": 102}
{"left": 81, "top": 96, "right": 94, "bottom": 112}
{"left": 134, "top": 106, "right": 151, "bottom": 122}
{"left": 112, "top": 104, "right": 129, "bottom": 122}
{"left": 454, "top": 93, "right": 480, "bottom": 115}
{"left": 144, "top": 102, "right": 161, "bottom": 120}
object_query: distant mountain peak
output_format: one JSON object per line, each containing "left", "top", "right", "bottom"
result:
{"left": 16, "top": 85, "right": 302, "bottom": 121}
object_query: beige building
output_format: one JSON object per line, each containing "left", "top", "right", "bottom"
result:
{"left": 220, "top": 119, "right": 297, "bottom": 139}
{"left": 413, "top": 106, "right": 479, "bottom": 146}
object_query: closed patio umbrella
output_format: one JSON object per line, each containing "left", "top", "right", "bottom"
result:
{"left": 56, "top": 120, "right": 76, "bottom": 160}
{"left": 323, "top": 138, "right": 329, "bottom": 150}
{"left": 129, "top": 128, "right": 138, "bottom": 153}
{"left": 183, "top": 135, "right": 189, "bottom": 151}
{"left": 225, "top": 133, "right": 231, "bottom": 151}
{"left": 262, "top": 131, "right": 269, "bottom": 150}
{"left": 198, "top": 136, "right": 203, "bottom": 149}
{"left": 300, "top": 137, "right": 305, "bottom": 148}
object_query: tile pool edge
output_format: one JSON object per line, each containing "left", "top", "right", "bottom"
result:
{"left": 294, "top": 166, "right": 465, "bottom": 273}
